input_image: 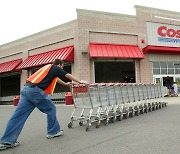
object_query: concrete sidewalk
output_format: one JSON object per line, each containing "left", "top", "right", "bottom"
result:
{"left": 0, "top": 96, "right": 180, "bottom": 154}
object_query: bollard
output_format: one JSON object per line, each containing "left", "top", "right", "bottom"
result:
{"left": 65, "top": 92, "right": 73, "bottom": 105}
{"left": 14, "top": 95, "right": 20, "bottom": 106}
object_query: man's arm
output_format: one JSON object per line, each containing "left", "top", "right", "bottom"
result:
{"left": 57, "top": 78, "right": 69, "bottom": 86}
{"left": 65, "top": 73, "right": 82, "bottom": 84}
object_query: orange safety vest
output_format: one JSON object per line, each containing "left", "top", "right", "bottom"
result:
{"left": 26, "top": 64, "right": 57, "bottom": 95}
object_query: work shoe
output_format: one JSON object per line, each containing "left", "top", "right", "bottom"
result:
{"left": 46, "top": 130, "right": 63, "bottom": 139}
{"left": 0, "top": 141, "right": 20, "bottom": 151}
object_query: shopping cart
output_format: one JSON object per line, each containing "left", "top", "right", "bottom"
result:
{"left": 159, "top": 86, "right": 168, "bottom": 107}
{"left": 136, "top": 83, "right": 147, "bottom": 114}
{"left": 68, "top": 83, "right": 102, "bottom": 131}
{"left": 142, "top": 84, "right": 152, "bottom": 112}
{"left": 113, "top": 83, "right": 124, "bottom": 121}
{"left": 126, "top": 83, "right": 136, "bottom": 117}
{"left": 151, "top": 83, "right": 161, "bottom": 110}
{"left": 120, "top": 83, "right": 130, "bottom": 119}
{"left": 96, "top": 83, "right": 112, "bottom": 126}
{"left": 154, "top": 84, "right": 163, "bottom": 109}
{"left": 105, "top": 83, "right": 118, "bottom": 123}
{"left": 132, "top": 83, "right": 145, "bottom": 115}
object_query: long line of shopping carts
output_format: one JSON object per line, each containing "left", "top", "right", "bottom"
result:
{"left": 67, "top": 83, "right": 168, "bottom": 131}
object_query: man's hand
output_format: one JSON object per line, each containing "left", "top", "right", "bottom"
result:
{"left": 66, "top": 82, "right": 72, "bottom": 86}
{"left": 80, "top": 80, "right": 89, "bottom": 84}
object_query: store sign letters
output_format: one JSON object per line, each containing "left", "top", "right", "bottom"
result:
{"left": 146, "top": 22, "right": 180, "bottom": 47}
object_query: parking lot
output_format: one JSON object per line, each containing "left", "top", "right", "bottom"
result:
{"left": 1, "top": 96, "right": 180, "bottom": 154}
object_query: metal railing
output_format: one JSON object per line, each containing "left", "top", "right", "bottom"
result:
{"left": 0, "top": 92, "right": 66, "bottom": 104}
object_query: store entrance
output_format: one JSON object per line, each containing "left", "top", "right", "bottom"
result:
{"left": 163, "top": 76, "right": 174, "bottom": 88}
{"left": 0, "top": 74, "right": 20, "bottom": 97}
{"left": 95, "top": 61, "right": 135, "bottom": 83}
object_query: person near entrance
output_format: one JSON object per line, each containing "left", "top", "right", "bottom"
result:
{"left": 164, "top": 76, "right": 173, "bottom": 96}
{"left": 172, "top": 82, "right": 178, "bottom": 96}
{"left": 0, "top": 59, "right": 85, "bottom": 151}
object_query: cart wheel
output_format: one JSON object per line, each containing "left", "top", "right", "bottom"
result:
{"left": 104, "top": 119, "right": 109, "bottom": 126}
{"left": 112, "top": 116, "right": 116, "bottom": 123}
{"left": 165, "top": 103, "right": 167, "bottom": 107}
{"left": 117, "top": 116, "right": 120, "bottom": 121}
{"left": 125, "top": 112, "right": 129, "bottom": 119}
{"left": 86, "top": 120, "right": 91, "bottom": 131}
{"left": 117, "top": 115, "right": 123, "bottom": 121}
{"left": 68, "top": 122, "right": 73, "bottom": 128}
{"left": 145, "top": 106, "right": 148, "bottom": 113}
{"left": 79, "top": 121, "right": 83, "bottom": 126}
{"left": 149, "top": 106, "right": 152, "bottom": 112}
{"left": 120, "top": 115, "right": 123, "bottom": 121}
{"left": 136, "top": 110, "right": 139, "bottom": 116}
{"left": 96, "top": 121, "right": 101, "bottom": 128}
{"left": 146, "top": 107, "right": 149, "bottom": 113}
{"left": 86, "top": 125, "right": 89, "bottom": 131}
{"left": 159, "top": 103, "right": 162, "bottom": 109}
{"left": 131, "top": 111, "right": 135, "bottom": 117}
{"left": 141, "top": 108, "right": 144, "bottom": 114}
{"left": 156, "top": 104, "right": 159, "bottom": 110}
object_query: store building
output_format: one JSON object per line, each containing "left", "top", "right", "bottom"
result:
{"left": 0, "top": 5, "right": 180, "bottom": 100}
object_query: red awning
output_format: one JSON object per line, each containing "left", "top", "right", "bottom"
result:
{"left": 89, "top": 43, "right": 144, "bottom": 59}
{"left": 18, "top": 46, "right": 74, "bottom": 69}
{"left": 0, "top": 59, "right": 22, "bottom": 74}
{"left": 143, "top": 45, "right": 180, "bottom": 54}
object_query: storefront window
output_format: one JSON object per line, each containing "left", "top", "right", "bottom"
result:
{"left": 175, "top": 77, "right": 180, "bottom": 92}
{"left": 153, "top": 69, "right": 160, "bottom": 75}
{"left": 153, "top": 62, "right": 180, "bottom": 75}
{"left": 161, "top": 69, "right": 167, "bottom": 74}
{"left": 168, "top": 69, "right": 174, "bottom": 74}
{"left": 167, "top": 62, "right": 174, "bottom": 68}
{"left": 160, "top": 62, "right": 167, "bottom": 68}
{"left": 155, "top": 78, "right": 162, "bottom": 85}
{"left": 153, "top": 62, "right": 160, "bottom": 68}
{"left": 174, "top": 63, "right": 180, "bottom": 68}
{"left": 175, "top": 69, "right": 180, "bottom": 74}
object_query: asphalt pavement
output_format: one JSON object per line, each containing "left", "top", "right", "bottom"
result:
{"left": 0, "top": 96, "right": 180, "bottom": 154}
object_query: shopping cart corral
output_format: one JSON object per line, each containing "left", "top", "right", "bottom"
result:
{"left": 68, "top": 83, "right": 168, "bottom": 131}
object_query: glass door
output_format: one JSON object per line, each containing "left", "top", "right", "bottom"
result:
{"left": 175, "top": 77, "right": 180, "bottom": 92}
{"left": 154, "top": 77, "right": 162, "bottom": 85}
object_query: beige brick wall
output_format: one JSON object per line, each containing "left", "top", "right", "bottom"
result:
{"left": 28, "top": 39, "right": 74, "bottom": 56}
{"left": 89, "top": 32, "right": 138, "bottom": 45}
{"left": 76, "top": 9, "right": 141, "bottom": 82}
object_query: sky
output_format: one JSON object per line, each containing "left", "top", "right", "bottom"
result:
{"left": 0, "top": 0, "right": 179, "bottom": 46}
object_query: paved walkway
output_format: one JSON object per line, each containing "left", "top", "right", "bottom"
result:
{"left": 0, "top": 96, "right": 180, "bottom": 154}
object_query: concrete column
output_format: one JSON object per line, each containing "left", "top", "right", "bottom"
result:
{"left": 20, "top": 70, "right": 28, "bottom": 89}
{"left": 20, "top": 50, "right": 29, "bottom": 89}
{"left": 135, "top": 60, "right": 141, "bottom": 83}
{"left": 139, "top": 55, "right": 153, "bottom": 83}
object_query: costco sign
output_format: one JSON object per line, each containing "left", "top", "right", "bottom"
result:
{"left": 158, "top": 26, "right": 180, "bottom": 38}
{"left": 146, "top": 22, "right": 180, "bottom": 47}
